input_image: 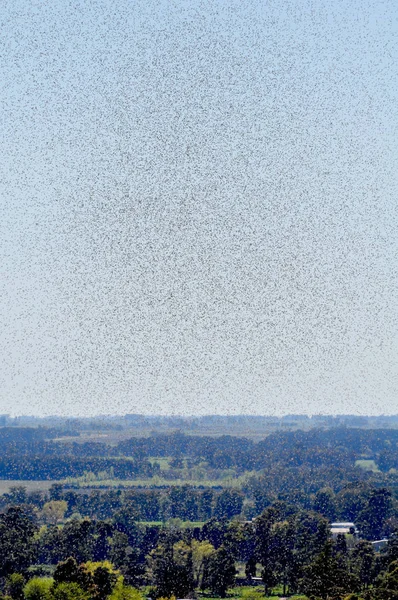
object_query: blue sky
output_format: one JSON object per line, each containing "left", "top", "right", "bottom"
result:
{"left": 1, "top": 0, "right": 398, "bottom": 416}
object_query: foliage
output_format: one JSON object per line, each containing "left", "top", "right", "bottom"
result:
{"left": 148, "top": 540, "right": 194, "bottom": 598}
{"left": 41, "top": 502, "right": 68, "bottom": 525}
{"left": 202, "top": 546, "right": 236, "bottom": 597}
{"left": 51, "top": 583, "right": 87, "bottom": 600}
{"left": 372, "top": 559, "right": 398, "bottom": 599}
{"left": 53, "top": 557, "right": 92, "bottom": 589}
{"left": 0, "top": 507, "right": 37, "bottom": 577}
{"left": 108, "top": 582, "right": 143, "bottom": 600}
{"left": 24, "top": 578, "right": 53, "bottom": 600}
{"left": 300, "top": 541, "right": 360, "bottom": 600}
{"left": 191, "top": 540, "right": 215, "bottom": 587}
{"left": 6, "top": 574, "right": 25, "bottom": 600}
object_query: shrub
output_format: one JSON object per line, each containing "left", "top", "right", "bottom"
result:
{"left": 24, "top": 578, "right": 53, "bottom": 600}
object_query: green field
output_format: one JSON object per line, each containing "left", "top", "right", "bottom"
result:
{"left": 199, "top": 587, "right": 308, "bottom": 600}
{"left": 140, "top": 519, "right": 205, "bottom": 528}
{"left": 0, "top": 480, "right": 56, "bottom": 494}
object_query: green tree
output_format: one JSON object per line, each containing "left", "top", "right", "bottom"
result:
{"left": 119, "top": 548, "right": 146, "bottom": 588}
{"left": 201, "top": 518, "right": 227, "bottom": 549}
{"left": 313, "top": 488, "right": 337, "bottom": 521}
{"left": 351, "top": 541, "right": 375, "bottom": 590}
{"left": 113, "top": 505, "right": 141, "bottom": 547}
{"left": 272, "top": 520, "right": 294, "bottom": 596}
{"left": 24, "top": 578, "right": 53, "bottom": 600}
{"left": 53, "top": 557, "right": 93, "bottom": 591}
{"left": 254, "top": 507, "right": 278, "bottom": 595}
{"left": 58, "top": 520, "right": 95, "bottom": 563}
{"left": 7, "top": 574, "right": 25, "bottom": 600}
{"left": 49, "top": 485, "right": 64, "bottom": 502}
{"left": 51, "top": 583, "right": 87, "bottom": 600}
{"left": 109, "top": 583, "right": 143, "bottom": 600}
{"left": 357, "top": 489, "right": 392, "bottom": 540}
{"left": 0, "top": 507, "right": 37, "bottom": 577}
{"left": 202, "top": 546, "right": 236, "bottom": 598}
{"left": 214, "top": 490, "right": 243, "bottom": 520}
{"left": 372, "top": 559, "right": 398, "bottom": 599}
{"left": 109, "top": 533, "right": 129, "bottom": 569}
{"left": 199, "top": 490, "right": 214, "bottom": 521}
{"left": 92, "top": 567, "right": 117, "bottom": 600}
{"left": 41, "top": 501, "right": 68, "bottom": 526}
{"left": 300, "top": 541, "right": 359, "bottom": 600}
{"left": 336, "top": 486, "right": 368, "bottom": 522}
{"left": 287, "top": 509, "right": 331, "bottom": 592}
{"left": 148, "top": 541, "right": 194, "bottom": 599}
{"left": 8, "top": 486, "right": 27, "bottom": 505}
{"left": 191, "top": 540, "right": 215, "bottom": 588}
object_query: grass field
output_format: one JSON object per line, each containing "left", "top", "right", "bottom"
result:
{"left": 199, "top": 587, "right": 307, "bottom": 599}
{"left": 0, "top": 480, "right": 56, "bottom": 494}
{"left": 140, "top": 520, "right": 205, "bottom": 528}
{"left": 53, "top": 427, "right": 276, "bottom": 445}
{"left": 355, "top": 459, "right": 379, "bottom": 472}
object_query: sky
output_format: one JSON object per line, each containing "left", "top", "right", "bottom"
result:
{"left": 1, "top": 0, "right": 398, "bottom": 417}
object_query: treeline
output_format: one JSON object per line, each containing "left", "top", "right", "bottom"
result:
{"left": 2, "top": 479, "right": 397, "bottom": 541}
{"left": 0, "top": 458, "right": 155, "bottom": 480}
{"left": 0, "top": 427, "right": 397, "bottom": 480}
{"left": 5, "top": 413, "right": 398, "bottom": 432}
{"left": 116, "top": 428, "right": 398, "bottom": 471}
{"left": 1, "top": 503, "right": 398, "bottom": 599}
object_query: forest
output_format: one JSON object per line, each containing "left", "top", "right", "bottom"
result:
{"left": 0, "top": 424, "right": 396, "bottom": 599}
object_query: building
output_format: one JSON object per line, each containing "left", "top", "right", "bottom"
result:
{"left": 330, "top": 522, "right": 358, "bottom": 537}
{"left": 371, "top": 539, "right": 389, "bottom": 552}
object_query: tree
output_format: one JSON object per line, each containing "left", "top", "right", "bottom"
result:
{"left": 119, "top": 548, "right": 146, "bottom": 588}
{"left": 8, "top": 486, "right": 27, "bottom": 505}
{"left": 24, "top": 578, "right": 53, "bottom": 600}
{"left": 6, "top": 574, "right": 25, "bottom": 600}
{"left": 300, "top": 541, "right": 359, "bottom": 600}
{"left": 113, "top": 506, "right": 142, "bottom": 548}
{"left": 357, "top": 489, "right": 392, "bottom": 540}
{"left": 373, "top": 559, "right": 398, "bottom": 599}
{"left": 109, "top": 583, "right": 143, "bottom": 600}
{"left": 336, "top": 486, "right": 368, "bottom": 522}
{"left": 313, "top": 488, "right": 337, "bottom": 521}
{"left": 202, "top": 546, "right": 236, "bottom": 598}
{"left": 41, "top": 501, "right": 68, "bottom": 525}
{"left": 351, "top": 541, "right": 375, "bottom": 590}
{"left": 0, "top": 507, "right": 37, "bottom": 576}
{"left": 272, "top": 520, "right": 295, "bottom": 596}
{"left": 223, "top": 521, "right": 245, "bottom": 561}
{"left": 199, "top": 490, "right": 214, "bottom": 521}
{"left": 191, "top": 540, "right": 215, "bottom": 588}
{"left": 254, "top": 507, "right": 278, "bottom": 595}
{"left": 93, "top": 566, "right": 118, "bottom": 600}
{"left": 201, "top": 518, "right": 227, "bottom": 549}
{"left": 93, "top": 522, "right": 112, "bottom": 562}
{"left": 253, "top": 490, "right": 271, "bottom": 516}
{"left": 58, "top": 519, "right": 95, "bottom": 563}
{"left": 245, "top": 556, "right": 257, "bottom": 579}
{"left": 53, "top": 557, "right": 92, "bottom": 589}
{"left": 148, "top": 541, "right": 194, "bottom": 599}
{"left": 52, "top": 582, "right": 87, "bottom": 600}
{"left": 109, "top": 532, "right": 129, "bottom": 569}
{"left": 50, "top": 484, "right": 64, "bottom": 501}
{"left": 214, "top": 490, "right": 243, "bottom": 520}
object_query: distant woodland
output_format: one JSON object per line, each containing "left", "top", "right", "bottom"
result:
{"left": 0, "top": 418, "right": 397, "bottom": 599}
